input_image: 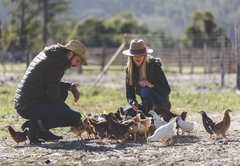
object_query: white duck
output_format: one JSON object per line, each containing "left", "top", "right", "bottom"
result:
{"left": 176, "top": 116, "right": 195, "bottom": 135}
{"left": 147, "top": 116, "right": 177, "bottom": 145}
{"left": 148, "top": 110, "right": 167, "bottom": 128}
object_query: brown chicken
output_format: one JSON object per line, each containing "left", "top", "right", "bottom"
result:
{"left": 148, "top": 124, "right": 156, "bottom": 136}
{"left": 105, "top": 113, "right": 135, "bottom": 143}
{"left": 210, "top": 109, "right": 232, "bottom": 142}
{"left": 153, "top": 104, "right": 178, "bottom": 122}
{"left": 83, "top": 117, "right": 96, "bottom": 139}
{"left": 134, "top": 110, "right": 152, "bottom": 140}
{"left": 136, "top": 110, "right": 147, "bottom": 119}
{"left": 136, "top": 110, "right": 156, "bottom": 137}
{"left": 123, "top": 113, "right": 141, "bottom": 141}
{"left": 6, "top": 125, "right": 30, "bottom": 146}
{"left": 88, "top": 117, "right": 109, "bottom": 141}
{"left": 68, "top": 118, "right": 89, "bottom": 140}
{"left": 115, "top": 107, "right": 125, "bottom": 122}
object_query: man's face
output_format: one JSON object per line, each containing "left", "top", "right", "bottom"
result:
{"left": 66, "top": 52, "right": 82, "bottom": 68}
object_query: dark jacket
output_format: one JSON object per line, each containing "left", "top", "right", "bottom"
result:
{"left": 14, "top": 45, "right": 72, "bottom": 106}
{"left": 126, "top": 58, "right": 171, "bottom": 105}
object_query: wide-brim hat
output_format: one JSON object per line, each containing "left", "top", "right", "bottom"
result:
{"left": 57, "top": 40, "right": 88, "bottom": 66}
{"left": 122, "top": 39, "right": 153, "bottom": 56}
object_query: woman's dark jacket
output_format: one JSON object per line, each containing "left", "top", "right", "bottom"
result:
{"left": 14, "top": 45, "right": 73, "bottom": 107}
{"left": 126, "top": 58, "right": 171, "bottom": 105}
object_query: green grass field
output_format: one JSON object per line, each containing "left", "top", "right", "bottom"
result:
{"left": 0, "top": 85, "right": 239, "bottom": 137}
{"left": 0, "top": 63, "right": 239, "bottom": 138}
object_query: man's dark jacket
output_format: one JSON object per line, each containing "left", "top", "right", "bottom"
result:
{"left": 14, "top": 45, "right": 73, "bottom": 107}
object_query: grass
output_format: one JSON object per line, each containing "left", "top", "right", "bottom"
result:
{"left": 0, "top": 85, "right": 239, "bottom": 138}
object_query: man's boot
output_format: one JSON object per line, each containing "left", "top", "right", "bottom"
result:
{"left": 21, "top": 121, "right": 45, "bottom": 144}
{"left": 38, "top": 130, "right": 63, "bottom": 141}
{"left": 36, "top": 119, "right": 63, "bottom": 141}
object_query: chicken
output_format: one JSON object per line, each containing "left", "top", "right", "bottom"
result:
{"left": 198, "top": 110, "right": 215, "bottom": 138}
{"left": 148, "top": 124, "right": 156, "bottom": 136}
{"left": 122, "top": 113, "right": 141, "bottom": 142}
{"left": 180, "top": 111, "right": 188, "bottom": 121}
{"left": 210, "top": 109, "right": 232, "bottom": 142}
{"left": 147, "top": 117, "right": 177, "bottom": 145}
{"left": 68, "top": 118, "right": 89, "bottom": 140}
{"left": 115, "top": 107, "right": 125, "bottom": 122}
{"left": 153, "top": 104, "right": 187, "bottom": 135}
{"left": 88, "top": 117, "right": 108, "bottom": 141}
{"left": 6, "top": 125, "right": 30, "bottom": 146}
{"left": 153, "top": 104, "right": 179, "bottom": 122}
{"left": 148, "top": 110, "right": 167, "bottom": 128}
{"left": 105, "top": 113, "right": 135, "bottom": 143}
{"left": 84, "top": 117, "right": 97, "bottom": 139}
{"left": 137, "top": 116, "right": 152, "bottom": 140}
{"left": 136, "top": 110, "right": 147, "bottom": 119}
{"left": 176, "top": 116, "right": 195, "bottom": 135}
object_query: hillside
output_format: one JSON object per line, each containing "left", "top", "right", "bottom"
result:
{"left": 71, "top": 0, "right": 240, "bottom": 40}
{"left": 1, "top": 0, "right": 239, "bottom": 41}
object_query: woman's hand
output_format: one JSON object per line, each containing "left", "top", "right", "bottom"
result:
{"left": 139, "top": 80, "right": 154, "bottom": 88}
{"left": 132, "top": 101, "right": 139, "bottom": 111}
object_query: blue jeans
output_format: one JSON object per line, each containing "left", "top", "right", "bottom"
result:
{"left": 17, "top": 89, "right": 81, "bottom": 130}
{"left": 124, "top": 87, "right": 171, "bottom": 117}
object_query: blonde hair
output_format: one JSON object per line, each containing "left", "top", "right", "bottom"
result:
{"left": 125, "top": 54, "right": 153, "bottom": 85}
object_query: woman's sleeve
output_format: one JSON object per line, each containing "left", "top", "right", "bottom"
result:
{"left": 126, "top": 82, "right": 137, "bottom": 105}
{"left": 152, "top": 63, "right": 171, "bottom": 97}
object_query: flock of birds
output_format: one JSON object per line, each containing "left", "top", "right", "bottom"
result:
{"left": 5, "top": 104, "right": 232, "bottom": 146}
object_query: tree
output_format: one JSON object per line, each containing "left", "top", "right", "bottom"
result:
{"left": 182, "top": 11, "right": 231, "bottom": 48}
{"left": 105, "top": 12, "right": 148, "bottom": 34}
{"left": 75, "top": 12, "right": 149, "bottom": 47}
{"left": 150, "top": 29, "right": 177, "bottom": 48}
{"left": 1, "top": 0, "right": 42, "bottom": 62}
{"left": 37, "top": 0, "right": 74, "bottom": 46}
{"left": 1, "top": 0, "right": 76, "bottom": 57}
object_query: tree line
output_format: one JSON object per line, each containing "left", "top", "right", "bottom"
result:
{"left": 0, "top": 0, "right": 231, "bottom": 62}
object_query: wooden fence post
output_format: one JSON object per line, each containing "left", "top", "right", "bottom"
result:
{"left": 92, "top": 42, "right": 126, "bottom": 87}
{"left": 235, "top": 25, "right": 240, "bottom": 94}
{"left": 178, "top": 43, "right": 182, "bottom": 74}
{"left": 101, "top": 41, "right": 106, "bottom": 71}
{"left": 203, "top": 43, "right": 207, "bottom": 73}
{"left": 190, "top": 52, "right": 194, "bottom": 74}
{"left": 220, "top": 35, "right": 225, "bottom": 86}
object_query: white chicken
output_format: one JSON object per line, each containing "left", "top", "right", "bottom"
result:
{"left": 148, "top": 110, "right": 167, "bottom": 128}
{"left": 176, "top": 116, "right": 195, "bottom": 135}
{"left": 147, "top": 116, "right": 177, "bottom": 145}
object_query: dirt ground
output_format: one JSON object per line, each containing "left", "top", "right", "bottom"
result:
{"left": 0, "top": 72, "right": 240, "bottom": 166}
{"left": 1, "top": 112, "right": 240, "bottom": 166}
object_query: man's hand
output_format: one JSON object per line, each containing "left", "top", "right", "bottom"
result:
{"left": 71, "top": 85, "right": 80, "bottom": 102}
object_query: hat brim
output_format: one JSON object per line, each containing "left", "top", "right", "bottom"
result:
{"left": 122, "top": 49, "right": 153, "bottom": 56}
{"left": 57, "top": 43, "right": 88, "bottom": 66}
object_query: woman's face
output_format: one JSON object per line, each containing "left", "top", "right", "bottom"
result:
{"left": 132, "top": 55, "right": 145, "bottom": 67}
